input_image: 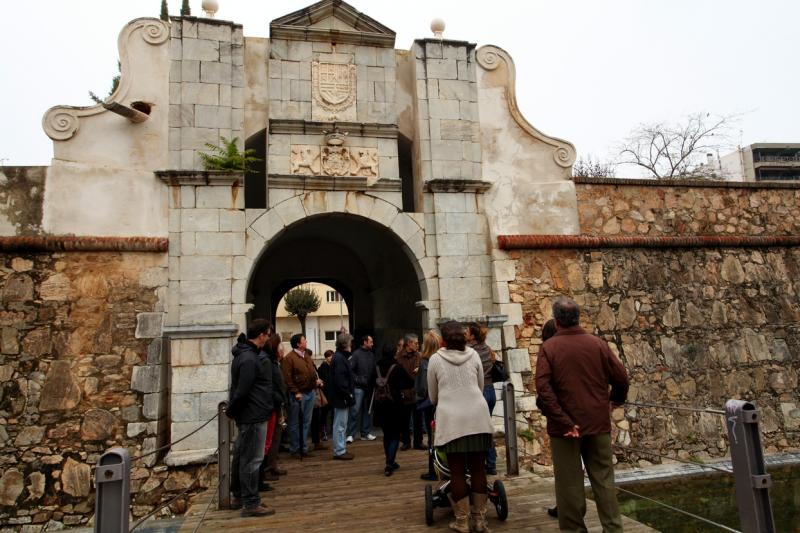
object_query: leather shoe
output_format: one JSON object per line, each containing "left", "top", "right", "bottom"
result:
{"left": 384, "top": 466, "right": 393, "bottom": 476}
{"left": 420, "top": 472, "right": 437, "bottom": 481}
{"left": 413, "top": 444, "right": 427, "bottom": 450}
{"left": 271, "top": 467, "right": 287, "bottom": 475}
{"left": 230, "top": 496, "right": 242, "bottom": 510}
{"left": 390, "top": 462, "right": 400, "bottom": 470}
{"left": 258, "top": 481, "right": 274, "bottom": 492}
{"left": 547, "top": 506, "right": 558, "bottom": 518}
{"left": 400, "top": 443, "right": 411, "bottom": 451}
{"left": 262, "top": 472, "right": 279, "bottom": 481}
{"left": 241, "top": 504, "right": 275, "bottom": 517}
{"left": 333, "top": 452, "right": 355, "bottom": 460}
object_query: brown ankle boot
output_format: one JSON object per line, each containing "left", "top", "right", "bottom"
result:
{"left": 470, "top": 492, "right": 490, "bottom": 532}
{"left": 447, "top": 495, "right": 470, "bottom": 532}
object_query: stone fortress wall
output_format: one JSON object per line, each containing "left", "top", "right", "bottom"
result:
{"left": 510, "top": 178, "right": 800, "bottom": 467}
{"left": 1, "top": 1, "right": 799, "bottom": 528}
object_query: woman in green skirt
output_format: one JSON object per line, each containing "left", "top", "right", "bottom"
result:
{"left": 427, "top": 321, "right": 495, "bottom": 533}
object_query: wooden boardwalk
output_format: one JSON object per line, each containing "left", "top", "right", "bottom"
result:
{"left": 179, "top": 440, "right": 656, "bottom": 532}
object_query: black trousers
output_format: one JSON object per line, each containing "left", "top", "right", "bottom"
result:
{"left": 400, "top": 404, "right": 424, "bottom": 447}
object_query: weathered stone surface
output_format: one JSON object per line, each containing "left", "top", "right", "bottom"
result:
{"left": 135, "top": 313, "right": 164, "bottom": 339}
{"left": 61, "top": 458, "right": 91, "bottom": 498}
{"left": 2, "top": 274, "right": 34, "bottom": 302}
{"left": 27, "top": 472, "right": 45, "bottom": 501}
{"left": 39, "top": 273, "right": 71, "bottom": 301}
{"left": 14, "top": 426, "right": 45, "bottom": 447}
{"left": 80, "top": 409, "right": 117, "bottom": 441}
{"left": 0, "top": 468, "right": 24, "bottom": 506}
{"left": 39, "top": 361, "right": 81, "bottom": 411}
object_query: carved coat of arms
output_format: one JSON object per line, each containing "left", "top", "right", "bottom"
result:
{"left": 312, "top": 61, "right": 357, "bottom": 112}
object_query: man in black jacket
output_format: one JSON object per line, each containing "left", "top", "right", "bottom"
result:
{"left": 329, "top": 333, "right": 356, "bottom": 460}
{"left": 347, "top": 334, "right": 376, "bottom": 442}
{"left": 227, "top": 319, "right": 275, "bottom": 517}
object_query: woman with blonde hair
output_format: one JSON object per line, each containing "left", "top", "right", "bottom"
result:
{"left": 416, "top": 329, "right": 441, "bottom": 480}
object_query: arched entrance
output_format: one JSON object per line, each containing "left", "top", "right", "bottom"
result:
{"left": 247, "top": 213, "right": 424, "bottom": 351}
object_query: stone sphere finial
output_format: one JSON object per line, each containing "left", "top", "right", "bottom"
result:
{"left": 431, "top": 18, "right": 445, "bottom": 39}
{"left": 202, "top": 0, "right": 219, "bottom": 18}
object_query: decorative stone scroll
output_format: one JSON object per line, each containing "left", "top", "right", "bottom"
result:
{"left": 42, "top": 18, "right": 169, "bottom": 141}
{"left": 311, "top": 61, "right": 357, "bottom": 122}
{"left": 290, "top": 145, "right": 378, "bottom": 178}
{"left": 475, "top": 44, "right": 576, "bottom": 168}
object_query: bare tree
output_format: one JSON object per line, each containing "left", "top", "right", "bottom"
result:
{"left": 618, "top": 112, "right": 737, "bottom": 179}
{"left": 572, "top": 155, "right": 616, "bottom": 179}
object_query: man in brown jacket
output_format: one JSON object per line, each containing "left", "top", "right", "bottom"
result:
{"left": 535, "top": 297, "right": 629, "bottom": 533}
{"left": 281, "top": 334, "right": 322, "bottom": 457}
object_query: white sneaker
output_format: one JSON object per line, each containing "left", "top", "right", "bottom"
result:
{"left": 362, "top": 434, "right": 377, "bottom": 441}
{"left": 346, "top": 435, "right": 354, "bottom": 443}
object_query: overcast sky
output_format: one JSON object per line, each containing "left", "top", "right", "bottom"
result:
{"left": 2, "top": 0, "right": 798, "bottom": 176}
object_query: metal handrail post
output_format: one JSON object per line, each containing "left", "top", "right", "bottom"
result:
{"left": 94, "top": 447, "right": 131, "bottom": 533}
{"left": 725, "top": 400, "right": 775, "bottom": 533}
{"left": 503, "top": 382, "right": 519, "bottom": 476}
{"left": 218, "top": 401, "right": 232, "bottom": 510}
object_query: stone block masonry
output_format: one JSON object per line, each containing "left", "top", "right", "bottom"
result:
{"left": 169, "top": 17, "right": 244, "bottom": 170}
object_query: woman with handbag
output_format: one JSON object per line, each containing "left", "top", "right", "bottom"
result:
{"left": 466, "top": 322, "right": 499, "bottom": 476}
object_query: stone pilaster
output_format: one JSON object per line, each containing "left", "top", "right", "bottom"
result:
{"left": 168, "top": 17, "right": 245, "bottom": 170}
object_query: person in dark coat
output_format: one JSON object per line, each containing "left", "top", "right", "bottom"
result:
{"left": 328, "top": 333, "right": 356, "bottom": 460}
{"left": 227, "top": 319, "right": 275, "bottom": 517}
{"left": 347, "top": 334, "right": 377, "bottom": 441}
{"left": 316, "top": 350, "right": 334, "bottom": 440}
{"left": 374, "top": 343, "right": 406, "bottom": 476}
{"left": 261, "top": 334, "right": 288, "bottom": 482}
{"left": 535, "top": 297, "right": 629, "bottom": 533}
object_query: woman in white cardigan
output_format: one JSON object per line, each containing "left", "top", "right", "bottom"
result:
{"left": 427, "top": 321, "right": 495, "bottom": 533}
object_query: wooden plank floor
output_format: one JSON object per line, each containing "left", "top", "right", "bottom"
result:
{"left": 179, "top": 440, "right": 656, "bottom": 532}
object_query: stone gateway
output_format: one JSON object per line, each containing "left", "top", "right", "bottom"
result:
{"left": 0, "top": 0, "right": 797, "bottom": 527}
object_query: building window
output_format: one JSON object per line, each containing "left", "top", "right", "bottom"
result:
{"left": 324, "top": 331, "right": 336, "bottom": 341}
{"left": 326, "top": 290, "right": 341, "bottom": 302}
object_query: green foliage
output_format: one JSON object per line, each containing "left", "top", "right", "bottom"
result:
{"left": 160, "top": 0, "right": 169, "bottom": 21}
{"left": 518, "top": 428, "right": 535, "bottom": 442}
{"left": 180, "top": 0, "right": 191, "bottom": 16}
{"left": 109, "top": 61, "right": 121, "bottom": 96}
{"left": 283, "top": 286, "right": 321, "bottom": 336}
{"left": 199, "top": 137, "right": 261, "bottom": 173}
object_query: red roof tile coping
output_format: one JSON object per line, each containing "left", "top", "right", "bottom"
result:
{"left": 0, "top": 236, "right": 168, "bottom": 253}
{"left": 497, "top": 234, "right": 800, "bottom": 250}
{"left": 573, "top": 176, "right": 800, "bottom": 190}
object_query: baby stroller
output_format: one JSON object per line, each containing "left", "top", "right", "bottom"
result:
{"left": 424, "top": 446, "right": 509, "bottom": 526}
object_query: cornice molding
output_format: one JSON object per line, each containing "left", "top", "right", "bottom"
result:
{"left": 497, "top": 234, "right": 800, "bottom": 250}
{"left": 0, "top": 236, "right": 168, "bottom": 253}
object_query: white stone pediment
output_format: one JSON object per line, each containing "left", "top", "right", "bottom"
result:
{"left": 270, "top": 0, "right": 396, "bottom": 47}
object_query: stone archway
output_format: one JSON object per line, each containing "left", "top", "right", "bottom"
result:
{"left": 237, "top": 191, "right": 439, "bottom": 344}
{"left": 246, "top": 210, "right": 425, "bottom": 350}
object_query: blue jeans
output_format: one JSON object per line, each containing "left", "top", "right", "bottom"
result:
{"left": 232, "top": 421, "right": 267, "bottom": 508}
{"left": 287, "top": 391, "right": 315, "bottom": 454}
{"left": 347, "top": 388, "right": 373, "bottom": 438}
{"left": 483, "top": 384, "right": 497, "bottom": 471}
{"left": 332, "top": 407, "right": 349, "bottom": 456}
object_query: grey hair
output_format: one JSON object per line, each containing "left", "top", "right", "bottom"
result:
{"left": 552, "top": 296, "right": 580, "bottom": 327}
{"left": 403, "top": 333, "right": 418, "bottom": 345}
{"left": 336, "top": 333, "right": 353, "bottom": 351}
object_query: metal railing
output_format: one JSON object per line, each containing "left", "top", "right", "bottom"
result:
{"left": 501, "top": 393, "right": 776, "bottom": 533}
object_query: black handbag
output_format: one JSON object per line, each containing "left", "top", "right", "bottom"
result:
{"left": 490, "top": 360, "right": 509, "bottom": 382}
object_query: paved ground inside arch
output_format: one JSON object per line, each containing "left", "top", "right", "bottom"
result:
{"left": 177, "top": 440, "right": 656, "bottom": 532}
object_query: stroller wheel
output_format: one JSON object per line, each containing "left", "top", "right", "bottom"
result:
{"left": 492, "top": 479, "right": 508, "bottom": 521}
{"left": 425, "top": 484, "right": 434, "bottom": 526}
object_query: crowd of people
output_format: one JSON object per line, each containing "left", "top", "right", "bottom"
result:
{"left": 225, "top": 296, "right": 630, "bottom": 533}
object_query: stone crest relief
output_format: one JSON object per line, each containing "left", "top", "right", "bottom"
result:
{"left": 290, "top": 146, "right": 378, "bottom": 178}
{"left": 311, "top": 61, "right": 357, "bottom": 122}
